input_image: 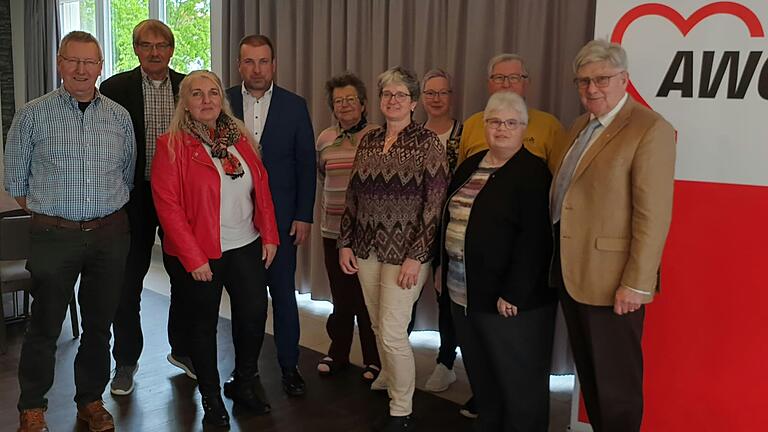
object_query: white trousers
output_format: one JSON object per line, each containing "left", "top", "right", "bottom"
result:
{"left": 356, "top": 253, "right": 430, "bottom": 416}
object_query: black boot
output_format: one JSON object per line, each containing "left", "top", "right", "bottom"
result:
{"left": 281, "top": 366, "right": 306, "bottom": 396}
{"left": 201, "top": 394, "right": 230, "bottom": 427}
{"left": 373, "top": 414, "right": 416, "bottom": 432}
{"left": 223, "top": 373, "right": 271, "bottom": 415}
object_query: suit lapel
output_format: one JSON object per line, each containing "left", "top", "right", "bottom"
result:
{"left": 260, "top": 85, "right": 281, "bottom": 148}
{"left": 571, "top": 98, "right": 634, "bottom": 182}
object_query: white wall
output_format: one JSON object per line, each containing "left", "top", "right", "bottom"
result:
{"left": 11, "top": 0, "right": 25, "bottom": 108}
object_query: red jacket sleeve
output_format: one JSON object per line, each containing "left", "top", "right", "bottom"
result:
{"left": 151, "top": 134, "right": 209, "bottom": 272}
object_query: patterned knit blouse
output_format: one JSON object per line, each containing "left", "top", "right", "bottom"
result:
{"left": 338, "top": 121, "right": 450, "bottom": 265}
{"left": 317, "top": 124, "right": 380, "bottom": 239}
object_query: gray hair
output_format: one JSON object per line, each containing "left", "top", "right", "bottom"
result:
{"left": 378, "top": 66, "right": 421, "bottom": 101}
{"left": 573, "top": 39, "right": 628, "bottom": 73}
{"left": 484, "top": 92, "right": 528, "bottom": 124}
{"left": 487, "top": 53, "right": 528, "bottom": 77}
{"left": 59, "top": 31, "right": 103, "bottom": 60}
{"left": 422, "top": 68, "right": 452, "bottom": 90}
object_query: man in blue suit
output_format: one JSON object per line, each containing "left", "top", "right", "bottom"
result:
{"left": 226, "top": 34, "right": 316, "bottom": 397}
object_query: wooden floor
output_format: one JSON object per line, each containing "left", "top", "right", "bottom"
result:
{"left": 0, "top": 290, "right": 470, "bottom": 432}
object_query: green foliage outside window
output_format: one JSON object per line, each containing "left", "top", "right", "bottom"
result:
{"left": 165, "top": 0, "right": 211, "bottom": 73}
{"left": 111, "top": 0, "right": 149, "bottom": 73}
{"left": 108, "top": 0, "right": 210, "bottom": 75}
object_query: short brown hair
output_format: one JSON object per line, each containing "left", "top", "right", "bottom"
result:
{"left": 59, "top": 31, "right": 102, "bottom": 60}
{"left": 325, "top": 72, "right": 368, "bottom": 110}
{"left": 239, "top": 34, "right": 275, "bottom": 60}
{"left": 132, "top": 19, "right": 175, "bottom": 48}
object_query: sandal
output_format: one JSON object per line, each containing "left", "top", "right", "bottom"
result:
{"left": 361, "top": 364, "right": 381, "bottom": 382}
{"left": 317, "top": 356, "right": 348, "bottom": 376}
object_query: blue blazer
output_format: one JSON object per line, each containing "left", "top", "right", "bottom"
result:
{"left": 226, "top": 84, "right": 316, "bottom": 232}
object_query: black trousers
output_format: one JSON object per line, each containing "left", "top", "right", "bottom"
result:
{"left": 112, "top": 182, "right": 156, "bottom": 366}
{"left": 322, "top": 238, "right": 379, "bottom": 366}
{"left": 18, "top": 210, "right": 130, "bottom": 410}
{"left": 112, "top": 181, "right": 190, "bottom": 366}
{"left": 434, "top": 288, "right": 458, "bottom": 368}
{"left": 552, "top": 223, "right": 645, "bottom": 432}
{"left": 164, "top": 238, "right": 268, "bottom": 396}
{"left": 406, "top": 280, "right": 458, "bottom": 369}
{"left": 452, "top": 301, "right": 555, "bottom": 432}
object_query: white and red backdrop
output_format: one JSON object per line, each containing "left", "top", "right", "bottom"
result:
{"left": 571, "top": 1, "right": 768, "bottom": 431}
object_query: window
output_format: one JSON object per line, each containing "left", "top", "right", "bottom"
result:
{"left": 58, "top": 0, "right": 210, "bottom": 79}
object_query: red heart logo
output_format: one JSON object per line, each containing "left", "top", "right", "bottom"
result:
{"left": 610, "top": 2, "right": 765, "bottom": 108}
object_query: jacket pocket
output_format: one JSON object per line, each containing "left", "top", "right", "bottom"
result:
{"left": 595, "top": 237, "right": 630, "bottom": 252}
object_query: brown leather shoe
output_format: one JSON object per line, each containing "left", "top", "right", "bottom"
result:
{"left": 18, "top": 408, "right": 49, "bottom": 432}
{"left": 76, "top": 400, "right": 114, "bottom": 431}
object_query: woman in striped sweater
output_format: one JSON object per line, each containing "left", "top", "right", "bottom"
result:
{"left": 315, "top": 72, "right": 381, "bottom": 380}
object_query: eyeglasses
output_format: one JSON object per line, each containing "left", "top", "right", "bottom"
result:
{"left": 58, "top": 54, "right": 103, "bottom": 69}
{"left": 135, "top": 42, "right": 172, "bottom": 52}
{"left": 423, "top": 90, "right": 451, "bottom": 99}
{"left": 573, "top": 72, "right": 624, "bottom": 89}
{"left": 333, "top": 96, "right": 359, "bottom": 106}
{"left": 380, "top": 91, "right": 411, "bottom": 102}
{"left": 485, "top": 118, "right": 526, "bottom": 130}
{"left": 489, "top": 74, "right": 528, "bottom": 85}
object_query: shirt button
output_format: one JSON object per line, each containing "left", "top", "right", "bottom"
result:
{"left": 86, "top": 198, "right": 91, "bottom": 202}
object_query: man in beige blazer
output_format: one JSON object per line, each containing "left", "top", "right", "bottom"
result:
{"left": 549, "top": 40, "right": 676, "bottom": 432}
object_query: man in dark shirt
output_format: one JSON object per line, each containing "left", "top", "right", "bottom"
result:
{"left": 99, "top": 19, "right": 188, "bottom": 396}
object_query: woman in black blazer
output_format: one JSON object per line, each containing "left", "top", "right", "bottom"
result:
{"left": 436, "top": 91, "right": 556, "bottom": 431}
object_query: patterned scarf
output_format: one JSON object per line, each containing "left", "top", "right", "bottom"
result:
{"left": 184, "top": 112, "right": 245, "bottom": 179}
{"left": 332, "top": 115, "right": 368, "bottom": 147}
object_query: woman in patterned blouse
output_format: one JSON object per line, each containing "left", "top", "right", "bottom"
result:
{"left": 338, "top": 66, "right": 449, "bottom": 432}
{"left": 315, "top": 72, "right": 381, "bottom": 381}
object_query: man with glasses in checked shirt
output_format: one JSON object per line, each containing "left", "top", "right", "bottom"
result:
{"left": 5, "top": 31, "right": 135, "bottom": 432}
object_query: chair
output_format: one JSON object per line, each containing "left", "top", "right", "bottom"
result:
{"left": 0, "top": 215, "right": 80, "bottom": 354}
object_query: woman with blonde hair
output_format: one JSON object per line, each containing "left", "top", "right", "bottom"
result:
{"left": 152, "top": 70, "right": 279, "bottom": 427}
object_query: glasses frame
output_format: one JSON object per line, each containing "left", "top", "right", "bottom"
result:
{"left": 423, "top": 90, "right": 452, "bottom": 99}
{"left": 380, "top": 91, "right": 411, "bottom": 103}
{"left": 135, "top": 42, "right": 173, "bottom": 53}
{"left": 332, "top": 95, "right": 360, "bottom": 106}
{"left": 489, "top": 73, "right": 529, "bottom": 85}
{"left": 484, "top": 118, "right": 527, "bottom": 130}
{"left": 58, "top": 54, "right": 103, "bottom": 69}
{"left": 573, "top": 72, "right": 624, "bottom": 89}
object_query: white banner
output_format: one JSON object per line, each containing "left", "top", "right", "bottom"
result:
{"left": 595, "top": 1, "right": 768, "bottom": 187}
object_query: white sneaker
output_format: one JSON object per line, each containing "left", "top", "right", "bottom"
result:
{"left": 370, "top": 372, "right": 388, "bottom": 391}
{"left": 424, "top": 363, "right": 456, "bottom": 392}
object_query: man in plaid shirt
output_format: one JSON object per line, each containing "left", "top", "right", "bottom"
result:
{"left": 5, "top": 31, "right": 135, "bottom": 432}
{"left": 99, "top": 19, "right": 187, "bottom": 396}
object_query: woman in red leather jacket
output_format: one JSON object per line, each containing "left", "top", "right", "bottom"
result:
{"left": 151, "top": 70, "right": 279, "bottom": 428}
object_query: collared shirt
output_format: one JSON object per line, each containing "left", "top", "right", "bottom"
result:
{"left": 4, "top": 86, "right": 136, "bottom": 221}
{"left": 242, "top": 81, "right": 273, "bottom": 140}
{"left": 574, "top": 92, "right": 629, "bottom": 166}
{"left": 141, "top": 68, "right": 175, "bottom": 179}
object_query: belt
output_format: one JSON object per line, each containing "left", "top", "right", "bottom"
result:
{"left": 32, "top": 209, "right": 125, "bottom": 232}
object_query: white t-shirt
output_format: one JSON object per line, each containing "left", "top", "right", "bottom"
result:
{"left": 202, "top": 145, "right": 260, "bottom": 252}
